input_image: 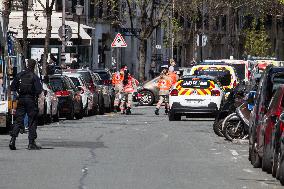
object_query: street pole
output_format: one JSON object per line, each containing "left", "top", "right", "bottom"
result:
{"left": 77, "top": 15, "right": 80, "bottom": 55}
{"left": 61, "top": 0, "right": 66, "bottom": 67}
{"left": 171, "top": 0, "right": 174, "bottom": 59}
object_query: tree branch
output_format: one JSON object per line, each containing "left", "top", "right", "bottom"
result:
{"left": 36, "top": 0, "right": 46, "bottom": 11}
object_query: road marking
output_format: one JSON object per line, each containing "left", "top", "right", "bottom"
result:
{"left": 242, "top": 169, "right": 253, "bottom": 173}
{"left": 230, "top": 150, "right": 239, "bottom": 156}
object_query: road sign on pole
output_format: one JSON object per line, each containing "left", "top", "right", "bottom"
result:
{"left": 196, "top": 34, "right": 207, "bottom": 47}
{"left": 58, "top": 25, "right": 72, "bottom": 41}
{"left": 111, "top": 33, "right": 127, "bottom": 48}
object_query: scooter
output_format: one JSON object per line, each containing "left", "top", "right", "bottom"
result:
{"left": 213, "top": 87, "right": 245, "bottom": 137}
{"left": 222, "top": 91, "right": 255, "bottom": 141}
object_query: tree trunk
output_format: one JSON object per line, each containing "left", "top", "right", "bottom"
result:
{"left": 139, "top": 39, "right": 147, "bottom": 82}
{"left": 43, "top": 10, "right": 52, "bottom": 78}
{"left": 22, "top": 0, "right": 28, "bottom": 61}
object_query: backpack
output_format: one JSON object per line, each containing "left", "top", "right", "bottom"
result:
{"left": 18, "top": 71, "right": 35, "bottom": 95}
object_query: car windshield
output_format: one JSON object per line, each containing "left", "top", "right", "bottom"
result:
{"left": 70, "top": 77, "right": 80, "bottom": 87}
{"left": 78, "top": 72, "right": 92, "bottom": 84}
{"left": 94, "top": 71, "right": 110, "bottom": 80}
{"left": 181, "top": 78, "right": 211, "bottom": 89}
{"left": 49, "top": 78, "right": 66, "bottom": 92}
{"left": 193, "top": 68, "right": 231, "bottom": 87}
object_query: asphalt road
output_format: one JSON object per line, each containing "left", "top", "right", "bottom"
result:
{"left": 0, "top": 106, "right": 282, "bottom": 189}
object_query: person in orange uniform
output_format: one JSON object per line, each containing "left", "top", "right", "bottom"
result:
{"left": 112, "top": 67, "right": 126, "bottom": 112}
{"left": 155, "top": 70, "right": 172, "bottom": 115}
{"left": 120, "top": 70, "right": 139, "bottom": 115}
{"left": 167, "top": 66, "right": 179, "bottom": 85}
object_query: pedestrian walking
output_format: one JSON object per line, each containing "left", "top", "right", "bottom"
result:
{"left": 155, "top": 70, "right": 172, "bottom": 115}
{"left": 9, "top": 59, "right": 43, "bottom": 150}
{"left": 120, "top": 70, "right": 139, "bottom": 115}
{"left": 112, "top": 66, "right": 125, "bottom": 112}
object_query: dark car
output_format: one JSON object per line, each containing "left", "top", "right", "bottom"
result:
{"left": 249, "top": 66, "right": 284, "bottom": 168}
{"left": 93, "top": 69, "right": 112, "bottom": 86}
{"left": 255, "top": 85, "right": 284, "bottom": 174}
{"left": 92, "top": 72, "right": 113, "bottom": 113}
{"left": 71, "top": 69, "right": 103, "bottom": 114}
{"left": 49, "top": 75, "right": 83, "bottom": 120}
{"left": 272, "top": 112, "right": 284, "bottom": 184}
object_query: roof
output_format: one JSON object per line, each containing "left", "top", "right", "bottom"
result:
{"left": 62, "top": 72, "right": 82, "bottom": 78}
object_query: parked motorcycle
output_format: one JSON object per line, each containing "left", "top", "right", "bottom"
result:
{"left": 213, "top": 85, "right": 246, "bottom": 137}
{"left": 222, "top": 91, "right": 255, "bottom": 141}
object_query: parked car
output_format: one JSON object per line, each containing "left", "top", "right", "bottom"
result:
{"left": 92, "top": 72, "right": 113, "bottom": 113}
{"left": 272, "top": 112, "right": 284, "bottom": 184}
{"left": 255, "top": 85, "right": 284, "bottom": 174}
{"left": 168, "top": 75, "right": 225, "bottom": 121}
{"left": 42, "top": 82, "right": 59, "bottom": 123}
{"left": 137, "top": 76, "right": 160, "bottom": 106}
{"left": 49, "top": 75, "right": 83, "bottom": 120}
{"left": 249, "top": 66, "right": 284, "bottom": 168}
{"left": 93, "top": 68, "right": 112, "bottom": 86}
{"left": 62, "top": 73, "right": 94, "bottom": 116}
{"left": 70, "top": 69, "right": 102, "bottom": 114}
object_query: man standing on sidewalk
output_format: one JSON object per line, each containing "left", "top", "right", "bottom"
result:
{"left": 9, "top": 59, "right": 43, "bottom": 150}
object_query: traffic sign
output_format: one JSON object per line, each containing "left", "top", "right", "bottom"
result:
{"left": 196, "top": 34, "right": 208, "bottom": 47}
{"left": 155, "top": 45, "right": 162, "bottom": 49}
{"left": 111, "top": 33, "right": 127, "bottom": 48}
{"left": 58, "top": 25, "right": 72, "bottom": 41}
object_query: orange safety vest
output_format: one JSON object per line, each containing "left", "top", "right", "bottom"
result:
{"left": 168, "top": 72, "right": 178, "bottom": 84}
{"left": 124, "top": 76, "right": 138, "bottom": 93}
{"left": 112, "top": 72, "right": 124, "bottom": 85}
{"left": 157, "top": 78, "right": 172, "bottom": 91}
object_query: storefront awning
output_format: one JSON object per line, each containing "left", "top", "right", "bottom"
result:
{"left": 8, "top": 12, "right": 93, "bottom": 43}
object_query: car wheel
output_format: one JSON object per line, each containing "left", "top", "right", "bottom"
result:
{"left": 213, "top": 119, "right": 224, "bottom": 137}
{"left": 262, "top": 143, "right": 272, "bottom": 173}
{"left": 99, "top": 98, "right": 105, "bottom": 115}
{"left": 139, "top": 90, "right": 154, "bottom": 106}
{"left": 251, "top": 142, "right": 261, "bottom": 168}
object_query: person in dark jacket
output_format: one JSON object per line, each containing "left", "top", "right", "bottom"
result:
{"left": 9, "top": 59, "right": 43, "bottom": 150}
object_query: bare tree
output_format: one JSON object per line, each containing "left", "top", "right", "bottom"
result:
{"left": 22, "top": 0, "right": 28, "bottom": 60}
{"left": 37, "top": 0, "right": 56, "bottom": 78}
{"left": 126, "top": 0, "right": 171, "bottom": 81}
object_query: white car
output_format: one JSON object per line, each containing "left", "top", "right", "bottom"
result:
{"left": 63, "top": 73, "right": 94, "bottom": 116}
{"left": 43, "top": 83, "right": 59, "bottom": 122}
{"left": 168, "top": 75, "right": 225, "bottom": 121}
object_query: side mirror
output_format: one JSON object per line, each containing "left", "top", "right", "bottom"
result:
{"left": 280, "top": 113, "right": 284, "bottom": 123}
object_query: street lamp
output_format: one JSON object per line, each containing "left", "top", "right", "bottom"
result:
{"left": 75, "top": 4, "right": 84, "bottom": 55}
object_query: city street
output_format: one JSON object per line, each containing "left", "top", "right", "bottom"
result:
{"left": 0, "top": 106, "right": 282, "bottom": 189}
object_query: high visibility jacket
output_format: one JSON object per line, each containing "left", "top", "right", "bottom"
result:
{"left": 124, "top": 76, "right": 139, "bottom": 93}
{"left": 157, "top": 78, "right": 172, "bottom": 91}
{"left": 112, "top": 72, "right": 124, "bottom": 86}
{"left": 168, "top": 72, "right": 178, "bottom": 85}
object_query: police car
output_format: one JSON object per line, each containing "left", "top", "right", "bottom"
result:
{"left": 168, "top": 75, "right": 225, "bottom": 121}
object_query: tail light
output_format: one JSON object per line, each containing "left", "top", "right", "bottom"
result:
{"left": 55, "top": 90, "right": 71, "bottom": 97}
{"left": 233, "top": 80, "right": 237, "bottom": 88}
{"left": 170, "top": 89, "right": 179, "bottom": 96}
{"left": 211, "top": 89, "right": 220, "bottom": 96}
